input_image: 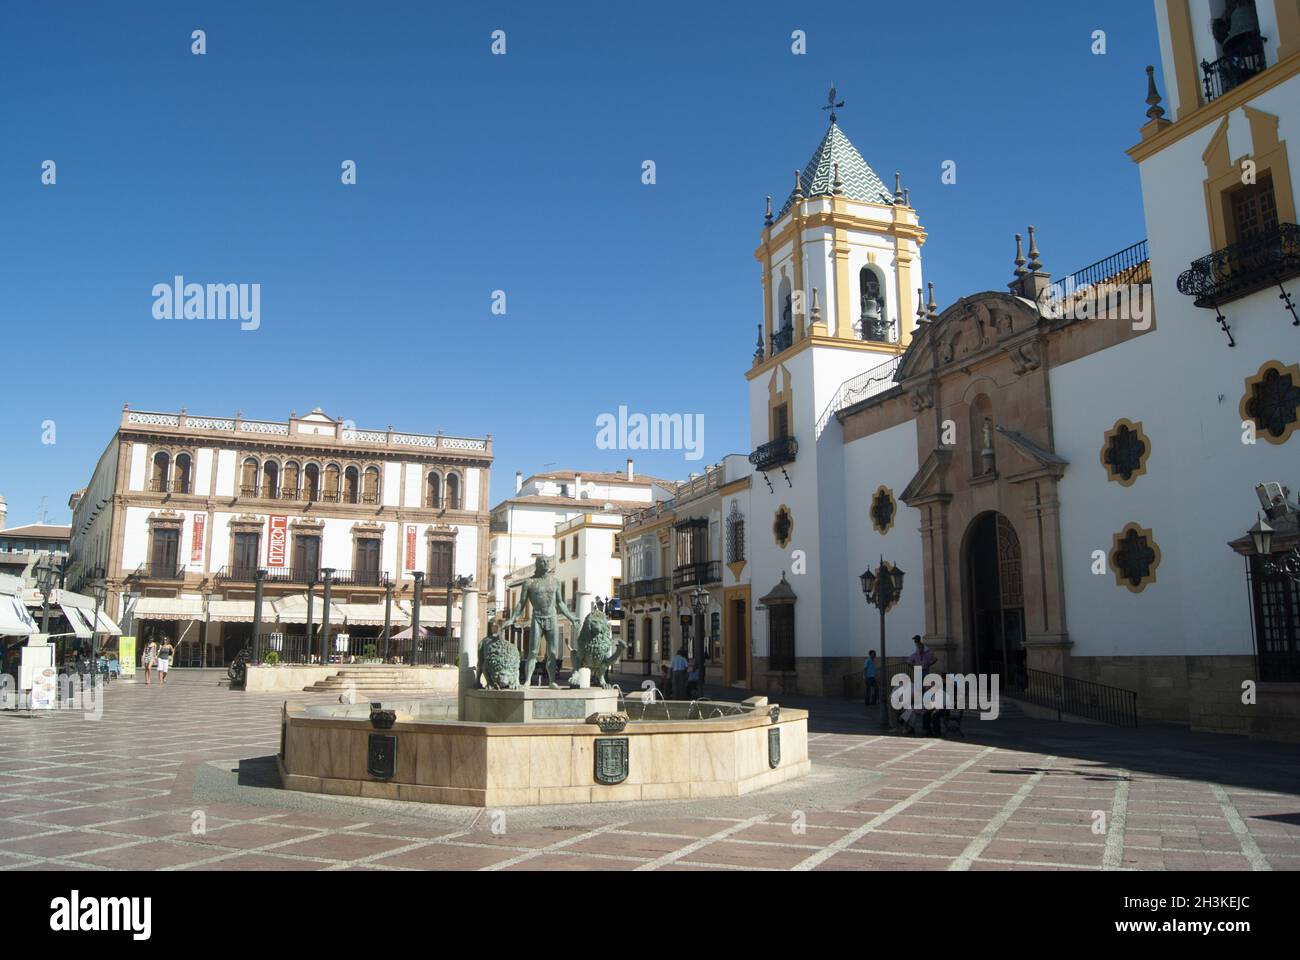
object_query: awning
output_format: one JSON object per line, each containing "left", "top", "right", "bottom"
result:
{"left": 60, "top": 600, "right": 122, "bottom": 637}
{"left": 336, "top": 602, "right": 409, "bottom": 627}
{"left": 271, "top": 593, "right": 346, "bottom": 625}
{"left": 207, "top": 600, "right": 258, "bottom": 623}
{"left": 59, "top": 603, "right": 93, "bottom": 639}
{"left": 131, "top": 597, "right": 206, "bottom": 621}
{"left": 0, "top": 596, "right": 36, "bottom": 637}
{"left": 398, "top": 599, "right": 460, "bottom": 626}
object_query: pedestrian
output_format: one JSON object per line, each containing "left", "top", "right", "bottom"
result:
{"left": 907, "top": 636, "right": 936, "bottom": 733}
{"left": 156, "top": 638, "right": 175, "bottom": 686}
{"left": 863, "top": 649, "right": 878, "bottom": 708}
{"left": 687, "top": 661, "right": 701, "bottom": 698}
{"left": 670, "top": 646, "right": 689, "bottom": 700}
{"left": 142, "top": 638, "right": 158, "bottom": 686}
{"left": 658, "top": 662, "right": 671, "bottom": 698}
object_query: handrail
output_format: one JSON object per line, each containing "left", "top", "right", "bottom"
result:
{"left": 1005, "top": 667, "right": 1138, "bottom": 728}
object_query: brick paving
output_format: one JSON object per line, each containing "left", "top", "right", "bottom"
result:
{"left": 0, "top": 670, "right": 1296, "bottom": 871}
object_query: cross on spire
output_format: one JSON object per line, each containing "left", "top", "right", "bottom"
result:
{"left": 823, "top": 83, "right": 845, "bottom": 124}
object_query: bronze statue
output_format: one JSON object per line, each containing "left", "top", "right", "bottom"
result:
{"left": 503, "top": 555, "right": 579, "bottom": 688}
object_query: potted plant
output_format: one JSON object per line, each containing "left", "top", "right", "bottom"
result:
{"left": 264, "top": 651, "right": 281, "bottom": 666}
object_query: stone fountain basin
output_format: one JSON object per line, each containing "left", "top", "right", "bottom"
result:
{"left": 278, "top": 694, "right": 809, "bottom": 807}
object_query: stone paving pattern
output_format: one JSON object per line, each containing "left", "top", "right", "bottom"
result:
{"left": 0, "top": 671, "right": 1296, "bottom": 871}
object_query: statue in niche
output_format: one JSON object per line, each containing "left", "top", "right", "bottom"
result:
{"left": 980, "top": 417, "right": 996, "bottom": 475}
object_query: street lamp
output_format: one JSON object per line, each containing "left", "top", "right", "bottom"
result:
{"left": 861, "top": 557, "right": 905, "bottom": 730}
{"left": 88, "top": 581, "right": 106, "bottom": 685}
{"left": 35, "top": 559, "right": 58, "bottom": 635}
{"left": 690, "top": 585, "right": 709, "bottom": 694}
{"left": 1251, "top": 514, "right": 1300, "bottom": 582}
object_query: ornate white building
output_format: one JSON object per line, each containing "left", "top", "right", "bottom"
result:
{"left": 738, "top": 1, "right": 1300, "bottom": 740}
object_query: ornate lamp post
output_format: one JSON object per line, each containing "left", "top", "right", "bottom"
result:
{"left": 860, "top": 557, "right": 905, "bottom": 730}
{"left": 320, "top": 568, "right": 335, "bottom": 665}
{"left": 35, "top": 559, "right": 57, "bottom": 636}
{"left": 411, "top": 571, "right": 424, "bottom": 665}
{"left": 87, "top": 581, "right": 106, "bottom": 685}
{"left": 690, "top": 586, "right": 709, "bottom": 694}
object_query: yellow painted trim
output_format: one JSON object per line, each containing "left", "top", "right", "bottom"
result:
{"left": 745, "top": 333, "right": 904, "bottom": 382}
{"left": 1240, "top": 360, "right": 1300, "bottom": 445}
{"left": 896, "top": 246, "right": 915, "bottom": 347}
{"left": 1099, "top": 419, "right": 1153, "bottom": 488}
{"left": 1245, "top": 107, "right": 1298, "bottom": 224}
{"left": 1277, "top": 0, "right": 1300, "bottom": 60}
{"left": 1109, "top": 523, "right": 1162, "bottom": 594}
{"left": 718, "top": 477, "right": 751, "bottom": 497}
{"left": 1168, "top": 0, "right": 1202, "bottom": 120}
{"left": 755, "top": 212, "right": 928, "bottom": 263}
{"left": 768, "top": 365, "right": 794, "bottom": 445}
{"left": 833, "top": 225, "right": 852, "bottom": 340}
{"left": 1128, "top": 50, "right": 1300, "bottom": 163}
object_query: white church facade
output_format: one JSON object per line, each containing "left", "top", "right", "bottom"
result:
{"left": 741, "top": 0, "right": 1300, "bottom": 741}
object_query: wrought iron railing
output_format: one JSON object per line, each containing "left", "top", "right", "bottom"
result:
{"left": 749, "top": 436, "right": 798, "bottom": 472}
{"left": 253, "top": 632, "right": 314, "bottom": 665}
{"left": 619, "top": 577, "right": 671, "bottom": 601}
{"left": 1202, "top": 47, "right": 1267, "bottom": 102}
{"left": 672, "top": 561, "right": 721, "bottom": 590}
{"left": 1004, "top": 667, "right": 1138, "bottom": 728}
{"left": 771, "top": 325, "right": 794, "bottom": 355}
{"left": 131, "top": 562, "right": 186, "bottom": 580}
{"left": 149, "top": 479, "right": 192, "bottom": 494}
{"left": 1177, "top": 223, "right": 1300, "bottom": 308}
{"left": 1042, "top": 240, "right": 1150, "bottom": 309}
{"left": 817, "top": 354, "right": 903, "bottom": 435}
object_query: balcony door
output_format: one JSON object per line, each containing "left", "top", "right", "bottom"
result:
{"left": 151, "top": 528, "right": 179, "bottom": 576}
{"left": 356, "top": 538, "right": 381, "bottom": 586}
{"left": 233, "top": 532, "right": 259, "bottom": 578}
{"left": 293, "top": 535, "right": 321, "bottom": 582}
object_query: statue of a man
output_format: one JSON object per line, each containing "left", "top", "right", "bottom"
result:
{"left": 503, "top": 555, "right": 579, "bottom": 688}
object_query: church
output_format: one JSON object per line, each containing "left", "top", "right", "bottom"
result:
{"left": 741, "top": 0, "right": 1300, "bottom": 741}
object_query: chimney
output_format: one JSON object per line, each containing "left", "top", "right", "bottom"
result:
{"left": 514, "top": 471, "right": 523, "bottom": 494}
{"left": 626, "top": 458, "right": 634, "bottom": 482}
{"left": 0, "top": 494, "right": 6, "bottom": 531}
{"left": 573, "top": 474, "right": 583, "bottom": 498}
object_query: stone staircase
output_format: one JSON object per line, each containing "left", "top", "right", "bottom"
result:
{"left": 304, "top": 666, "right": 450, "bottom": 696}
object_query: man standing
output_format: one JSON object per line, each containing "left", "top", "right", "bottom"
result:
{"left": 503, "top": 556, "right": 579, "bottom": 689}
{"left": 907, "top": 636, "right": 936, "bottom": 734}
{"left": 670, "top": 646, "right": 689, "bottom": 700}
{"left": 863, "top": 649, "right": 878, "bottom": 708}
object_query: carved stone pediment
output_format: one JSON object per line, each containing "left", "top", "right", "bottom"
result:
{"left": 899, "top": 292, "right": 1044, "bottom": 382}
{"left": 900, "top": 449, "right": 953, "bottom": 506}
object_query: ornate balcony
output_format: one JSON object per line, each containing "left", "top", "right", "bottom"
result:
{"left": 149, "top": 479, "right": 192, "bottom": 494}
{"left": 1201, "top": 48, "right": 1267, "bottom": 102}
{"left": 749, "top": 436, "right": 799, "bottom": 472}
{"left": 770, "top": 325, "right": 793, "bottom": 355}
{"left": 1176, "top": 224, "right": 1300, "bottom": 309}
{"left": 131, "top": 562, "right": 185, "bottom": 581}
{"left": 672, "top": 561, "right": 721, "bottom": 590}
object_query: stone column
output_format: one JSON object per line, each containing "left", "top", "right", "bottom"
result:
{"left": 457, "top": 584, "right": 479, "bottom": 720}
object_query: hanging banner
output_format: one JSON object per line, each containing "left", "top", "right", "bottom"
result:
{"left": 191, "top": 515, "right": 206, "bottom": 563}
{"left": 268, "top": 516, "right": 288, "bottom": 566}
{"left": 405, "top": 525, "right": 417, "bottom": 571}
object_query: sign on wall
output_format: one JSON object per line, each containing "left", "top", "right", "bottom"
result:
{"left": 268, "top": 515, "right": 288, "bottom": 566}
{"left": 191, "top": 515, "right": 206, "bottom": 563}
{"left": 405, "top": 525, "right": 416, "bottom": 571}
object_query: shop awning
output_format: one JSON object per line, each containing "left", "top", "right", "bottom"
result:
{"left": 131, "top": 597, "right": 206, "bottom": 621}
{"left": 59, "top": 601, "right": 122, "bottom": 637}
{"left": 394, "top": 599, "right": 460, "bottom": 628}
{"left": 0, "top": 595, "right": 36, "bottom": 637}
{"left": 59, "top": 603, "right": 93, "bottom": 639}
{"left": 207, "top": 600, "right": 258, "bottom": 623}
{"left": 271, "top": 593, "right": 346, "bottom": 625}
{"left": 336, "top": 602, "right": 409, "bottom": 627}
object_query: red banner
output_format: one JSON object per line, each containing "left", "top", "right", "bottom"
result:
{"left": 191, "top": 515, "right": 206, "bottom": 563}
{"left": 268, "top": 516, "right": 288, "bottom": 566}
{"left": 405, "top": 525, "right": 416, "bottom": 571}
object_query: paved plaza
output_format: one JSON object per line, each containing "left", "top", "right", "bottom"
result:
{"left": 0, "top": 670, "right": 1296, "bottom": 871}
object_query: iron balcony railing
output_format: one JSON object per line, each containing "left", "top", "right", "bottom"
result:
{"left": 1042, "top": 239, "right": 1150, "bottom": 308}
{"left": 771, "top": 325, "right": 793, "bottom": 355}
{"left": 1176, "top": 223, "right": 1300, "bottom": 308}
{"left": 149, "top": 479, "right": 192, "bottom": 494}
{"left": 619, "top": 577, "right": 671, "bottom": 601}
{"left": 1202, "top": 47, "right": 1267, "bottom": 102}
{"left": 238, "top": 567, "right": 389, "bottom": 587}
{"left": 132, "top": 562, "right": 186, "bottom": 580}
{"left": 1005, "top": 667, "right": 1138, "bottom": 728}
{"left": 672, "top": 561, "right": 721, "bottom": 590}
{"left": 749, "top": 436, "right": 798, "bottom": 472}
{"left": 426, "top": 497, "right": 463, "bottom": 510}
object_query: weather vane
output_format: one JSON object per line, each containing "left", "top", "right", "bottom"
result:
{"left": 823, "top": 83, "right": 845, "bottom": 124}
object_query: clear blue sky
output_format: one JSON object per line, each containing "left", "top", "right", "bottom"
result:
{"left": 0, "top": 0, "right": 1158, "bottom": 524}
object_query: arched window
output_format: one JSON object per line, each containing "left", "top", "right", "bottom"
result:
{"left": 283, "top": 461, "right": 301, "bottom": 500}
{"left": 343, "top": 466, "right": 360, "bottom": 504}
{"left": 240, "top": 458, "right": 259, "bottom": 497}
{"left": 859, "top": 266, "right": 889, "bottom": 342}
{"left": 173, "top": 453, "right": 192, "bottom": 494}
{"left": 426, "top": 472, "right": 442, "bottom": 509}
{"left": 261, "top": 460, "right": 279, "bottom": 500}
{"left": 151, "top": 452, "right": 171, "bottom": 492}
{"left": 324, "top": 463, "right": 341, "bottom": 501}
{"left": 446, "top": 473, "right": 461, "bottom": 510}
{"left": 303, "top": 463, "right": 321, "bottom": 502}
{"left": 362, "top": 466, "right": 380, "bottom": 504}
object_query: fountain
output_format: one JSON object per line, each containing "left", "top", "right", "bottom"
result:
{"left": 278, "top": 565, "right": 809, "bottom": 807}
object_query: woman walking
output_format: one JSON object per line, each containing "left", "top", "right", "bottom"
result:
{"left": 142, "top": 638, "right": 158, "bottom": 686}
{"left": 156, "top": 638, "right": 175, "bottom": 686}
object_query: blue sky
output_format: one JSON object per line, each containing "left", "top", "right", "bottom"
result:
{"left": 0, "top": 0, "right": 1158, "bottom": 523}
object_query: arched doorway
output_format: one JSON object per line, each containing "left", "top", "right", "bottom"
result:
{"left": 964, "top": 512, "right": 1026, "bottom": 686}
